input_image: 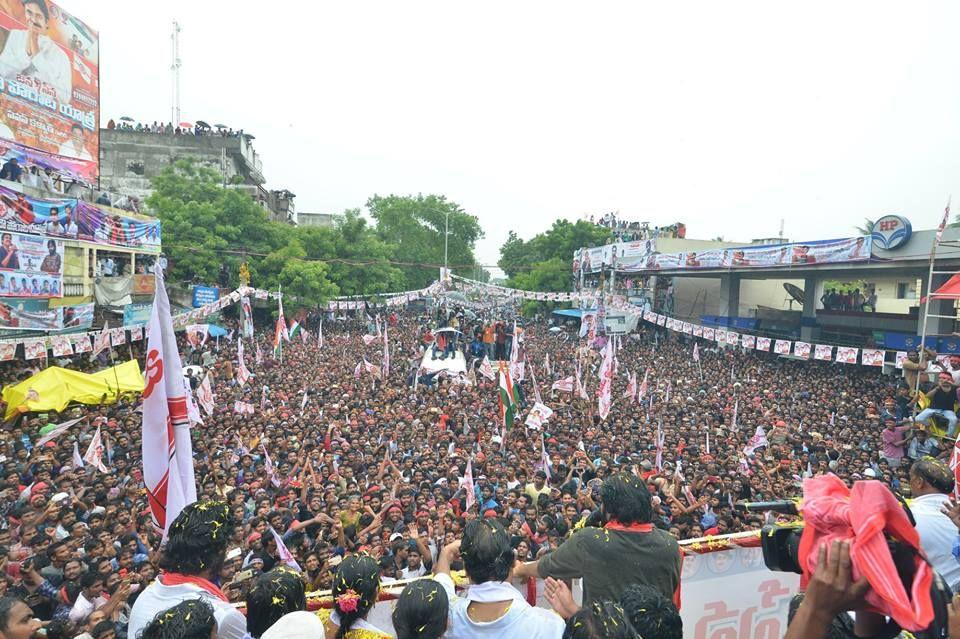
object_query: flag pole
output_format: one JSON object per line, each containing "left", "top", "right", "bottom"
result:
{"left": 278, "top": 285, "right": 283, "bottom": 365}
{"left": 914, "top": 198, "right": 952, "bottom": 414}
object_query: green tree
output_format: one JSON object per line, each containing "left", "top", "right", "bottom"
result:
{"left": 299, "top": 211, "right": 405, "bottom": 296}
{"left": 148, "top": 160, "right": 337, "bottom": 308}
{"left": 368, "top": 194, "right": 484, "bottom": 289}
{"left": 854, "top": 218, "right": 875, "bottom": 235}
{"left": 498, "top": 219, "right": 609, "bottom": 280}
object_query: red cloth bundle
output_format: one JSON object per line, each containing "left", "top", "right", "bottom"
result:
{"left": 798, "top": 474, "right": 934, "bottom": 632}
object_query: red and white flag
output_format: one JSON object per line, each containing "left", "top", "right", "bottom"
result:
{"left": 92, "top": 324, "right": 111, "bottom": 358}
{"left": 539, "top": 434, "right": 552, "bottom": 480}
{"left": 624, "top": 370, "right": 637, "bottom": 399}
{"left": 183, "top": 378, "right": 203, "bottom": 426}
{"left": 462, "top": 458, "right": 476, "bottom": 511}
{"left": 575, "top": 361, "right": 589, "bottom": 400}
{"left": 382, "top": 324, "right": 390, "bottom": 378}
{"left": 269, "top": 526, "right": 302, "bottom": 571}
{"left": 262, "top": 444, "right": 281, "bottom": 487}
{"left": 936, "top": 199, "right": 952, "bottom": 246}
{"left": 236, "top": 339, "right": 252, "bottom": 387}
{"left": 551, "top": 376, "right": 574, "bottom": 393}
{"left": 731, "top": 399, "right": 739, "bottom": 431}
{"left": 35, "top": 417, "right": 84, "bottom": 447}
{"left": 479, "top": 356, "right": 496, "bottom": 381}
{"left": 743, "top": 426, "right": 769, "bottom": 457}
{"left": 529, "top": 364, "right": 543, "bottom": 405}
{"left": 72, "top": 441, "right": 84, "bottom": 468}
{"left": 196, "top": 374, "right": 215, "bottom": 417}
{"left": 255, "top": 343, "right": 263, "bottom": 365}
{"left": 142, "top": 264, "right": 196, "bottom": 538}
{"left": 363, "top": 359, "right": 382, "bottom": 379}
{"left": 693, "top": 342, "right": 700, "bottom": 363}
{"left": 544, "top": 353, "right": 552, "bottom": 376}
{"left": 637, "top": 369, "right": 648, "bottom": 403}
{"left": 597, "top": 340, "right": 615, "bottom": 420}
{"left": 354, "top": 362, "right": 362, "bottom": 379}
{"left": 83, "top": 426, "right": 109, "bottom": 473}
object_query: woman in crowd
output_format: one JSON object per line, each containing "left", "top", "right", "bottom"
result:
{"left": 392, "top": 579, "right": 449, "bottom": 639}
{"left": 316, "top": 554, "right": 389, "bottom": 639}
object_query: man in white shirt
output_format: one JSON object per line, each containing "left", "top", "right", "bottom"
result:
{"left": 69, "top": 572, "right": 108, "bottom": 624}
{"left": 907, "top": 458, "right": 960, "bottom": 591}
{"left": 58, "top": 124, "right": 93, "bottom": 161}
{"left": 128, "top": 501, "right": 247, "bottom": 639}
{"left": 0, "top": 0, "right": 72, "bottom": 104}
{"left": 435, "top": 519, "right": 565, "bottom": 639}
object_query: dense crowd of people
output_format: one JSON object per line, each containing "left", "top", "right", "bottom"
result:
{"left": 1, "top": 300, "right": 960, "bottom": 637}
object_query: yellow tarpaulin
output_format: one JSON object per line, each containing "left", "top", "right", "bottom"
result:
{"left": 2, "top": 360, "right": 144, "bottom": 420}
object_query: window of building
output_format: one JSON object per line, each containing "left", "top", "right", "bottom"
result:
{"left": 896, "top": 282, "right": 908, "bottom": 299}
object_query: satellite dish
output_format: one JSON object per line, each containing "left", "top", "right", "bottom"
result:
{"left": 784, "top": 283, "right": 805, "bottom": 307}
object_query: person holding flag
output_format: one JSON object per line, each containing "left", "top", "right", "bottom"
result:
{"left": 142, "top": 263, "right": 196, "bottom": 538}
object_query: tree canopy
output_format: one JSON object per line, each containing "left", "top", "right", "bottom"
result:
{"left": 149, "top": 161, "right": 485, "bottom": 308}
{"left": 498, "top": 219, "right": 610, "bottom": 290}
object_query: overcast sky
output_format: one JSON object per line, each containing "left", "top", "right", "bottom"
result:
{"left": 67, "top": 1, "right": 960, "bottom": 268}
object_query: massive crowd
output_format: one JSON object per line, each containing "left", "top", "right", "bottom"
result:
{"left": 1, "top": 301, "right": 960, "bottom": 638}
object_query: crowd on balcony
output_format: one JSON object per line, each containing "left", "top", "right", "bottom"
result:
{"left": 590, "top": 212, "right": 686, "bottom": 243}
{"left": 105, "top": 119, "right": 247, "bottom": 139}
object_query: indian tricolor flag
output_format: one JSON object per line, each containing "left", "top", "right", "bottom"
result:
{"left": 498, "top": 367, "right": 517, "bottom": 429}
{"left": 288, "top": 320, "right": 303, "bottom": 341}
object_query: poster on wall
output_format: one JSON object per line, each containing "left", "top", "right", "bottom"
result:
{"left": 0, "top": 0, "right": 99, "bottom": 181}
{"left": 122, "top": 302, "right": 151, "bottom": 326}
{"left": 0, "top": 298, "right": 57, "bottom": 328}
{"left": 0, "top": 230, "right": 62, "bottom": 297}
{"left": 0, "top": 186, "right": 75, "bottom": 235}
{"left": 75, "top": 203, "right": 161, "bottom": 252}
{"left": 61, "top": 301, "right": 92, "bottom": 329}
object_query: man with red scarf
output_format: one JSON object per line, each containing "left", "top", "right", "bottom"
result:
{"left": 127, "top": 501, "right": 247, "bottom": 639}
{"left": 513, "top": 472, "right": 681, "bottom": 607}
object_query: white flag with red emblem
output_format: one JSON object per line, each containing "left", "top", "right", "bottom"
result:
{"left": 269, "top": 526, "right": 302, "bottom": 571}
{"left": 83, "top": 426, "right": 109, "bottom": 473}
{"left": 196, "top": 374, "right": 215, "bottom": 417}
{"left": 637, "top": 369, "right": 648, "bottom": 403}
{"left": 479, "top": 356, "right": 496, "bottom": 381}
{"left": 462, "top": 458, "right": 476, "bottom": 511}
{"left": 597, "top": 339, "right": 615, "bottom": 420}
{"left": 624, "top": 370, "right": 637, "bottom": 399}
{"left": 236, "top": 339, "right": 251, "bottom": 387}
{"left": 142, "top": 264, "right": 196, "bottom": 538}
{"left": 693, "top": 342, "right": 700, "bottom": 362}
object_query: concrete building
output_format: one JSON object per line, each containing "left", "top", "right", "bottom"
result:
{"left": 98, "top": 129, "right": 296, "bottom": 223}
{"left": 296, "top": 212, "right": 341, "bottom": 228}
{"left": 577, "top": 216, "right": 959, "bottom": 349}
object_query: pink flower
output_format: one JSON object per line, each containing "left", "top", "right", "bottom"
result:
{"left": 337, "top": 589, "right": 361, "bottom": 613}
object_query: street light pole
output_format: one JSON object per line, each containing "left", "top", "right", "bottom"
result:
{"left": 444, "top": 210, "right": 449, "bottom": 276}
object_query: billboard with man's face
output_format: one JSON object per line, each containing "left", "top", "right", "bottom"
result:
{"left": 0, "top": 0, "right": 98, "bottom": 182}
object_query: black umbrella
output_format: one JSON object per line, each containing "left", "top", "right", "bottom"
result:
{"left": 195, "top": 120, "right": 211, "bottom": 129}
{"left": 214, "top": 123, "right": 228, "bottom": 129}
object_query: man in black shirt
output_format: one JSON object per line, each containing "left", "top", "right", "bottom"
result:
{"left": 917, "top": 372, "right": 959, "bottom": 437}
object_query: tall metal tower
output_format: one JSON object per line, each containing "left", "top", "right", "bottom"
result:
{"left": 170, "top": 21, "right": 181, "bottom": 125}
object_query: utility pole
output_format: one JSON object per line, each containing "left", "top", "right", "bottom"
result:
{"left": 170, "top": 21, "right": 181, "bottom": 125}
{"left": 444, "top": 209, "right": 450, "bottom": 277}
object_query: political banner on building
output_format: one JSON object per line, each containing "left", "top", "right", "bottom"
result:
{"left": 122, "top": 302, "right": 151, "bottom": 326}
{"left": 0, "top": 185, "right": 75, "bottom": 235}
{"left": 0, "top": 230, "right": 62, "bottom": 297}
{"left": 61, "top": 301, "right": 92, "bottom": 329}
{"left": 680, "top": 545, "right": 798, "bottom": 639}
{"left": 75, "top": 203, "right": 161, "bottom": 252}
{"left": 0, "top": 298, "right": 56, "bottom": 328}
{"left": 0, "top": 138, "right": 94, "bottom": 184}
{"left": 0, "top": 298, "right": 91, "bottom": 330}
{"left": 0, "top": 0, "right": 99, "bottom": 180}
{"left": 637, "top": 237, "right": 871, "bottom": 273}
